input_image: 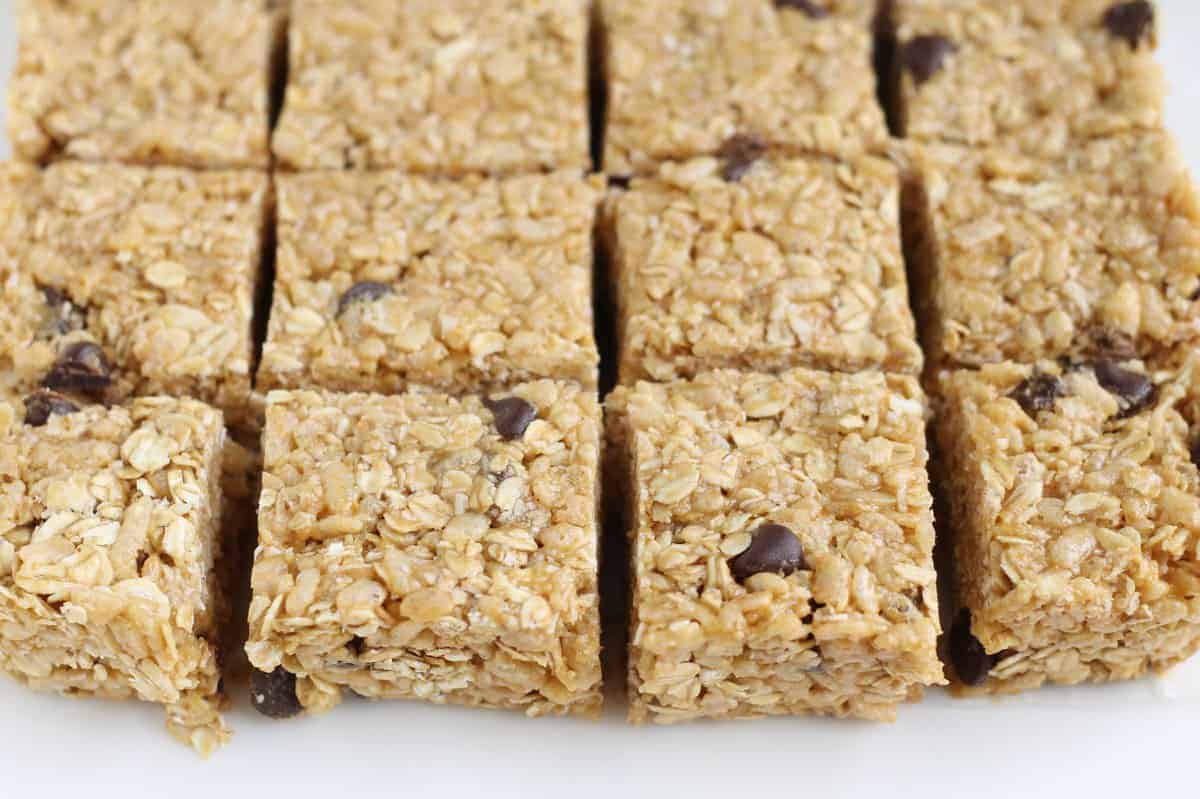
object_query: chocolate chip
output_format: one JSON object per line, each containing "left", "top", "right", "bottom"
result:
{"left": 1104, "top": 1, "right": 1155, "bottom": 49}
{"left": 484, "top": 396, "right": 538, "bottom": 440}
{"left": 1085, "top": 326, "right": 1138, "bottom": 361}
{"left": 1009, "top": 372, "right": 1064, "bottom": 418}
{"left": 336, "top": 281, "right": 394, "bottom": 317}
{"left": 902, "top": 35, "right": 957, "bottom": 85}
{"left": 42, "top": 342, "right": 112, "bottom": 397}
{"left": 718, "top": 134, "right": 768, "bottom": 182}
{"left": 949, "top": 608, "right": 995, "bottom": 687}
{"left": 250, "top": 668, "right": 303, "bottom": 719}
{"left": 1092, "top": 360, "right": 1156, "bottom": 417}
{"left": 774, "top": 0, "right": 828, "bottom": 18}
{"left": 37, "top": 285, "right": 86, "bottom": 340}
{"left": 23, "top": 390, "right": 80, "bottom": 427}
{"left": 729, "top": 524, "right": 806, "bottom": 583}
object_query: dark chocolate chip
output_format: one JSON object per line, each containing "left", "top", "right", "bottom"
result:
{"left": 1104, "top": 1, "right": 1155, "bottom": 49}
{"left": 729, "top": 524, "right": 806, "bottom": 583}
{"left": 37, "top": 285, "right": 87, "bottom": 340}
{"left": 484, "top": 396, "right": 538, "bottom": 441}
{"left": 718, "top": 134, "right": 768, "bottom": 182}
{"left": 1009, "top": 372, "right": 1064, "bottom": 418}
{"left": 774, "top": 0, "right": 828, "bottom": 19}
{"left": 949, "top": 608, "right": 995, "bottom": 687}
{"left": 1092, "top": 360, "right": 1156, "bottom": 417}
{"left": 250, "top": 668, "right": 303, "bottom": 719}
{"left": 42, "top": 342, "right": 112, "bottom": 397}
{"left": 23, "top": 390, "right": 80, "bottom": 427}
{"left": 902, "top": 35, "right": 957, "bottom": 85}
{"left": 336, "top": 281, "right": 394, "bottom": 317}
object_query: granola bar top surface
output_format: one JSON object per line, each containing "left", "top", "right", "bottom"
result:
{"left": 0, "top": 162, "right": 269, "bottom": 428}
{"left": 910, "top": 132, "right": 1200, "bottom": 369}
{"left": 611, "top": 153, "right": 921, "bottom": 383}
{"left": 272, "top": 0, "right": 590, "bottom": 174}
{"left": 258, "top": 170, "right": 601, "bottom": 396}
{"left": 601, "top": 0, "right": 887, "bottom": 177}
{"left": 609, "top": 368, "right": 943, "bottom": 723}
{"left": 0, "top": 395, "right": 229, "bottom": 753}
{"left": 246, "top": 383, "right": 602, "bottom": 716}
{"left": 937, "top": 360, "right": 1200, "bottom": 686}
{"left": 8, "top": 0, "right": 279, "bottom": 168}
{"left": 896, "top": 0, "right": 1162, "bottom": 159}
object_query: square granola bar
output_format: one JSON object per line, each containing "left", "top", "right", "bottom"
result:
{"left": 609, "top": 152, "right": 921, "bottom": 383}
{"left": 272, "top": 0, "right": 590, "bottom": 174}
{"left": 600, "top": 0, "right": 887, "bottom": 177}
{"left": 895, "top": 0, "right": 1162, "bottom": 161}
{"left": 257, "top": 171, "right": 601, "bottom": 395}
{"left": 906, "top": 132, "right": 1200, "bottom": 370}
{"left": 244, "top": 383, "right": 603, "bottom": 718}
{"left": 0, "top": 162, "right": 270, "bottom": 430}
{"left": 937, "top": 359, "right": 1200, "bottom": 691}
{"left": 8, "top": 0, "right": 281, "bottom": 168}
{"left": 0, "top": 396, "right": 231, "bottom": 754}
{"left": 608, "top": 369, "right": 944, "bottom": 723}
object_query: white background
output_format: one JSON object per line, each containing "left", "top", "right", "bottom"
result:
{"left": 2, "top": 1, "right": 1200, "bottom": 796}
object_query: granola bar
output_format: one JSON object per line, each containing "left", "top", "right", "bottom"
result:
{"left": 0, "top": 396, "right": 231, "bottom": 754}
{"left": 600, "top": 0, "right": 887, "bottom": 178}
{"left": 905, "top": 132, "right": 1200, "bottom": 370}
{"left": 936, "top": 359, "right": 1200, "bottom": 691}
{"left": 608, "top": 152, "right": 921, "bottom": 383}
{"left": 257, "top": 171, "right": 601, "bottom": 396}
{"left": 272, "top": 0, "right": 590, "bottom": 174}
{"left": 244, "top": 384, "right": 603, "bottom": 718}
{"left": 8, "top": 0, "right": 281, "bottom": 168}
{"left": 608, "top": 369, "right": 944, "bottom": 723}
{"left": 0, "top": 162, "right": 270, "bottom": 431}
{"left": 894, "top": 0, "right": 1163, "bottom": 161}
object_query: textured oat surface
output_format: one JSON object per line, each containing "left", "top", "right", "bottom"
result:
{"left": 937, "top": 360, "right": 1200, "bottom": 691}
{"left": 272, "top": 0, "right": 590, "bottom": 174}
{"left": 601, "top": 0, "right": 887, "bottom": 177}
{"left": 896, "top": 0, "right": 1163, "bottom": 159}
{"left": 258, "top": 171, "right": 600, "bottom": 395}
{"left": 0, "top": 162, "right": 269, "bottom": 429}
{"left": 8, "top": 0, "right": 279, "bottom": 168}
{"left": 610, "top": 154, "right": 921, "bottom": 383}
{"left": 0, "top": 396, "right": 229, "bottom": 754}
{"left": 245, "top": 384, "right": 602, "bottom": 717}
{"left": 907, "top": 132, "right": 1200, "bottom": 369}
{"left": 608, "top": 369, "right": 944, "bottom": 723}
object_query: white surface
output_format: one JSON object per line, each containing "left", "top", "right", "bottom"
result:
{"left": 2, "top": 1, "right": 1200, "bottom": 796}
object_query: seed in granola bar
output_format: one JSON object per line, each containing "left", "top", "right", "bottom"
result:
{"left": 42, "top": 341, "right": 113, "bottom": 397}
{"left": 949, "top": 608, "right": 994, "bottom": 687}
{"left": 483, "top": 396, "right": 538, "bottom": 440}
{"left": 336, "top": 281, "right": 394, "bottom": 317}
{"left": 37, "top": 285, "right": 87, "bottom": 340}
{"left": 1009, "top": 372, "right": 1064, "bottom": 418}
{"left": 729, "top": 524, "right": 805, "bottom": 583}
{"left": 774, "top": 0, "right": 828, "bottom": 19}
{"left": 902, "top": 35, "right": 957, "bottom": 85}
{"left": 1103, "top": 1, "right": 1155, "bottom": 49}
{"left": 23, "top": 390, "right": 80, "bottom": 427}
{"left": 250, "top": 668, "right": 303, "bottom": 719}
{"left": 1092, "top": 360, "right": 1156, "bottom": 417}
{"left": 718, "top": 134, "right": 768, "bottom": 182}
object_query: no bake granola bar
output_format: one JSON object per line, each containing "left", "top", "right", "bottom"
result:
{"left": 905, "top": 132, "right": 1200, "bottom": 370}
{"left": 937, "top": 359, "right": 1200, "bottom": 691}
{"left": 0, "top": 396, "right": 231, "bottom": 754}
{"left": 600, "top": 0, "right": 887, "bottom": 177}
{"left": 272, "top": 0, "right": 590, "bottom": 174}
{"left": 608, "top": 369, "right": 944, "bottom": 723}
{"left": 245, "top": 384, "right": 603, "bottom": 717}
{"left": 0, "top": 162, "right": 270, "bottom": 430}
{"left": 8, "top": 0, "right": 281, "bottom": 168}
{"left": 609, "top": 152, "right": 921, "bottom": 383}
{"left": 257, "top": 171, "right": 601, "bottom": 395}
